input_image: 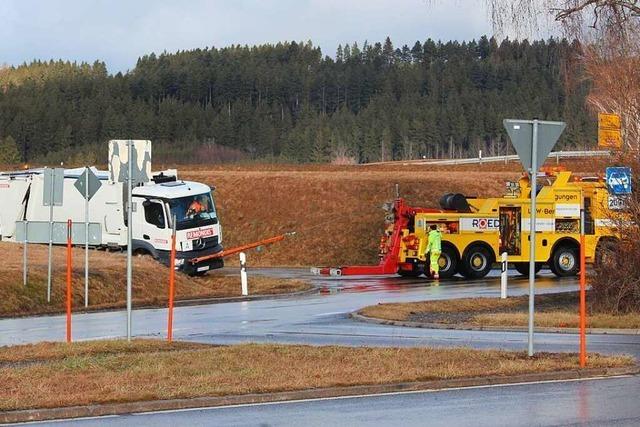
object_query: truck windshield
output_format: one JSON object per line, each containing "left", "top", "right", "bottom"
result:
{"left": 168, "top": 192, "right": 217, "bottom": 230}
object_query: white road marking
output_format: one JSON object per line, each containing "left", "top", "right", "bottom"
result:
{"left": 12, "top": 374, "right": 632, "bottom": 425}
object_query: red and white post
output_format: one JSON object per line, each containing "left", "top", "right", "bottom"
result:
{"left": 167, "top": 215, "right": 177, "bottom": 342}
{"left": 579, "top": 209, "right": 587, "bottom": 367}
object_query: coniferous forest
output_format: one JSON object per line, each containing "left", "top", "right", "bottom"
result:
{"left": 0, "top": 36, "right": 595, "bottom": 164}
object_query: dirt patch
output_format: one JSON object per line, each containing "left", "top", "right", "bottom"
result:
{"left": 0, "top": 339, "right": 633, "bottom": 412}
{"left": 0, "top": 242, "right": 310, "bottom": 318}
{"left": 359, "top": 292, "right": 640, "bottom": 329}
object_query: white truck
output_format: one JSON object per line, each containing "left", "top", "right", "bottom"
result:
{"left": 0, "top": 167, "right": 224, "bottom": 275}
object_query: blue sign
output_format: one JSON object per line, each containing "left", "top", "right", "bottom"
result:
{"left": 606, "top": 167, "right": 632, "bottom": 195}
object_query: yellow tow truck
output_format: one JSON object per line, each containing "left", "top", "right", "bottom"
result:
{"left": 400, "top": 169, "right": 617, "bottom": 279}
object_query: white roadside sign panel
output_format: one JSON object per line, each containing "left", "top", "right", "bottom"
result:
{"left": 608, "top": 195, "right": 628, "bottom": 210}
{"left": 555, "top": 203, "right": 581, "bottom": 218}
{"left": 522, "top": 218, "right": 555, "bottom": 232}
{"left": 108, "top": 140, "right": 152, "bottom": 184}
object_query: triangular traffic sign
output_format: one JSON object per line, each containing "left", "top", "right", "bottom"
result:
{"left": 503, "top": 119, "right": 566, "bottom": 171}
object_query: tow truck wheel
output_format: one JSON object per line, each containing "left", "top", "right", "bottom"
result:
{"left": 431, "top": 245, "right": 458, "bottom": 280}
{"left": 461, "top": 245, "right": 493, "bottom": 279}
{"left": 549, "top": 245, "right": 579, "bottom": 277}
{"left": 514, "top": 262, "right": 543, "bottom": 276}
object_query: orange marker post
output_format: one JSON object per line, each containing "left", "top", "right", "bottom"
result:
{"left": 66, "top": 219, "right": 73, "bottom": 343}
{"left": 167, "top": 216, "right": 177, "bottom": 342}
{"left": 579, "top": 210, "right": 587, "bottom": 367}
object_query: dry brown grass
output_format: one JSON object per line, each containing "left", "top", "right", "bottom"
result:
{"left": 359, "top": 293, "right": 640, "bottom": 329}
{"left": 0, "top": 339, "right": 632, "bottom": 412}
{"left": 180, "top": 168, "right": 517, "bottom": 267}
{"left": 473, "top": 312, "right": 640, "bottom": 329}
{"left": 172, "top": 159, "right": 604, "bottom": 267}
{"left": 0, "top": 242, "right": 310, "bottom": 317}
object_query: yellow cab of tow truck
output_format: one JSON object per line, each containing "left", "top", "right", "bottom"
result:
{"left": 398, "top": 168, "right": 617, "bottom": 279}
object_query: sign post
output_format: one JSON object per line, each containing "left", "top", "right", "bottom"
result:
{"left": 66, "top": 219, "right": 73, "bottom": 343}
{"left": 504, "top": 119, "right": 566, "bottom": 356}
{"left": 43, "top": 168, "right": 64, "bottom": 303}
{"left": 23, "top": 221, "right": 28, "bottom": 287}
{"left": 73, "top": 167, "right": 102, "bottom": 307}
{"left": 126, "top": 139, "right": 133, "bottom": 341}
{"left": 108, "top": 139, "right": 152, "bottom": 342}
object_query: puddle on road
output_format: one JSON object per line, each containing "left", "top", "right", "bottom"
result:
{"left": 313, "top": 272, "right": 576, "bottom": 296}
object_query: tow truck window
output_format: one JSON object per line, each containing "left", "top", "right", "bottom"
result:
{"left": 144, "top": 202, "right": 166, "bottom": 229}
{"left": 168, "top": 192, "right": 217, "bottom": 231}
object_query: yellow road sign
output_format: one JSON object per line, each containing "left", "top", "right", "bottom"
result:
{"left": 598, "top": 112, "right": 621, "bottom": 130}
{"left": 598, "top": 128, "right": 622, "bottom": 148}
{"left": 598, "top": 112, "right": 622, "bottom": 148}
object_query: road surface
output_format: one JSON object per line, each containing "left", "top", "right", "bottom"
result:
{"left": 3, "top": 268, "right": 640, "bottom": 426}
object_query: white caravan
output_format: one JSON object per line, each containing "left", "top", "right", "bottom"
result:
{"left": 0, "top": 167, "right": 224, "bottom": 275}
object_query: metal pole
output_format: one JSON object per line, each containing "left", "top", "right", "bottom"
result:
{"left": 528, "top": 119, "right": 539, "bottom": 357}
{"left": 500, "top": 252, "right": 508, "bottom": 299}
{"left": 47, "top": 171, "right": 54, "bottom": 303}
{"left": 126, "top": 140, "right": 133, "bottom": 341}
{"left": 84, "top": 167, "right": 89, "bottom": 308}
{"left": 23, "top": 220, "right": 28, "bottom": 287}
{"left": 66, "top": 219, "right": 72, "bottom": 343}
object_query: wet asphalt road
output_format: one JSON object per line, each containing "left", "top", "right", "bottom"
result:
{"left": 31, "top": 376, "right": 640, "bottom": 427}
{"left": 3, "top": 268, "right": 640, "bottom": 426}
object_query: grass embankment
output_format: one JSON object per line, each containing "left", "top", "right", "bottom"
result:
{"left": 177, "top": 160, "right": 602, "bottom": 268}
{"left": 359, "top": 292, "right": 640, "bottom": 329}
{"left": 0, "top": 339, "right": 633, "bottom": 412}
{"left": 180, "top": 166, "right": 516, "bottom": 267}
{"left": 0, "top": 242, "right": 310, "bottom": 318}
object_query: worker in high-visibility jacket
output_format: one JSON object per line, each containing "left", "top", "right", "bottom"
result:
{"left": 426, "top": 224, "right": 442, "bottom": 279}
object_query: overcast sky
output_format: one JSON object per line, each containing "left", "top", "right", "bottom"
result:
{"left": 0, "top": 0, "right": 493, "bottom": 73}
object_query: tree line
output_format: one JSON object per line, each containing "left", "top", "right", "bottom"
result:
{"left": 0, "top": 36, "right": 595, "bottom": 164}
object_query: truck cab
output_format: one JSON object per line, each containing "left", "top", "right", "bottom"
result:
{"left": 132, "top": 177, "right": 223, "bottom": 274}
{"left": 0, "top": 167, "right": 224, "bottom": 275}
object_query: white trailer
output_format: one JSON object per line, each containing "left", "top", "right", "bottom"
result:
{"left": 0, "top": 167, "right": 224, "bottom": 275}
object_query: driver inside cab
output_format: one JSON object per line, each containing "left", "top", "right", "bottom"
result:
{"left": 186, "top": 196, "right": 208, "bottom": 217}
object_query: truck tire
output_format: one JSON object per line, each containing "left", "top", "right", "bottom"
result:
{"left": 432, "top": 245, "right": 458, "bottom": 279}
{"left": 461, "top": 245, "right": 493, "bottom": 279}
{"left": 549, "top": 245, "right": 579, "bottom": 277}
{"left": 513, "top": 262, "right": 543, "bottom": 276}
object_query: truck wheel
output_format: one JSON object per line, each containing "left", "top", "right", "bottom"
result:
{"left": 513, "top": 262, "right": 543, "bottom": 276}
{"left": 433, "top": 245, "right": 458, "bottom": 279}
{"left": 549, "top": 245, "right": 579, "bottom": 277}
{"left": 461, "top": 245, "right": 493, "bottom": 279}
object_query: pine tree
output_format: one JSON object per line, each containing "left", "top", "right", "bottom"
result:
{"left": 0, "top": 135, "right": 21, "bottom": 164}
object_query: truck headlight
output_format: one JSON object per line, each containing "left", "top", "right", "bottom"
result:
{"left": 174, "top": 258, "right": 185, "bottom": 266}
